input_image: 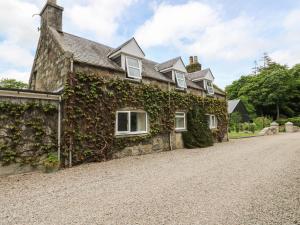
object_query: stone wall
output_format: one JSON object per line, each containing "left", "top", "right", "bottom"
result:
{"left": 30, "top": 26, "right": 70, "bottom": 92}
{"left": 0, "top": 91, "right": 60, "bottom": 176}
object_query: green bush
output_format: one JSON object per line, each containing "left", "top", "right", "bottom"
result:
{"left": 254, "top": 117, "right": 272, "bottom": 130}
{"left": 182, "top": 105, "right": 213, "bottom": 148}
{"left": 43, "top": 153, "right": 59, "bottom": 173}
{"left": 249, "top": 123, "right": 256, "bottom": 133}
{"left": 277, "top": 117, "right": 300, "bottom": 127}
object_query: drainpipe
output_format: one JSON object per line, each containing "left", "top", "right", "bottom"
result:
{"left": 69, "top": 57, "right": 74, "bottom": 167}
{"left": 57, "top": 95, "right": 62, "bottom": 162}
{"left": 168, "top": 82, "right": 173, "bottom": 151}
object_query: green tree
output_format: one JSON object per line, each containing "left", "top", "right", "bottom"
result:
{"left": 0, "top": 78, "right": 28, "bottom": 89}
{"left": 226, "top": 55, "right": 298, "bottom": 119}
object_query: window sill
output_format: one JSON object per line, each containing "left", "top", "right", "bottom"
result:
{"left": 115, "top": 132, "right": 148, "bottom": 138}
{"left": 125, "top": 77, "right": 142, "bottom": 83}
{"left": 175, "top": 129, "right": 187, "bottom": 133}
{"left": 175, "top": 88, "right": 187, "bottom": 92}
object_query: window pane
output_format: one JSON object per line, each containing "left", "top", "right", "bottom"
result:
{"left": 131, "top": 112, "right": 146, "bottom": 132}
{"left": 117, "top": 112, "right": 128, "bottom": 132}
{"left": 176, "top": 117, "right": 185, "bottom": 129}
{"left": 176, "top": 72, "right": 187, "bottom": 88}
{"left": 206, "top": 115, "right": 211, "bottom": 127}
{"left": 127, "top": 57, "right": 139, "bottom": 68}
{"left": 128, "top": 67, "right": 141, "bottom": 78}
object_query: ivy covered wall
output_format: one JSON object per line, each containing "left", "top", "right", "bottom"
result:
{"left": 62, "top": 72, "right": 228, "bottom": 165}
{"left": 0, "top": 99, "right": 58, "bottom": 168}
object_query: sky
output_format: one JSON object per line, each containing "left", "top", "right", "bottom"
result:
{"left": 0, "top": 0, "right": 300, "bottom": 88}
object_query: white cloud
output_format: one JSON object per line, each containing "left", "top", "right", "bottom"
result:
{"left": 0, "top": 70, "right": 30, "bottom": 83}
{"left": 0, "top": 42, "right": 34, "bottom": 68}
{"left": 135, "top": 2, "right": 217, "bottom": 48}
{"left": 0, "top": 0, "right": 39, "bottom": 81}
{"left": 66, "top": 0, "right": 137, "bottom": 42}
{"left": 0, "top": 0, "right": 39, "bottom": 47}
{"left": 135, "top": 1, "right": 266, "bottom": 61}
{"left": 270, "top": 9, "right": 300, "bottom": 66}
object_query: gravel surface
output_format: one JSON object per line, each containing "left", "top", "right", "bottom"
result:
{"left": 1, "top": 133, "right": 300, "bottom": 225}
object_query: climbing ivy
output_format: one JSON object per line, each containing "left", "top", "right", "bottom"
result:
{"left": 63, "top": 72, "right": 228, "bottom": 165}
{"left": 0, "top": 102, "right": 58, "bottom": 166}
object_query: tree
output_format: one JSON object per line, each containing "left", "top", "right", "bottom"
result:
{"left": 0, "top": 79, "right": 28, "bottom": 89}
{"left": 226, "top": 55, "right": 299, "bottom": 119}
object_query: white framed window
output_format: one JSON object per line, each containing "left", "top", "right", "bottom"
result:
{"left": 206, "top": 80, "right": 214, "bottom": 95}
{"left": 175, "top": 71, "right": 187, "bottom": 89}
{"left": 126, "top": 56, "right": 142, "bottom": 79}
{"left": 175, "top": 112, "right": 186, "bottom": 130}
{"left": 116, "top": 111, "right": 147, "bottom": 135}
{"left": 207, "top": 114, "right": 217, "bottom": 129}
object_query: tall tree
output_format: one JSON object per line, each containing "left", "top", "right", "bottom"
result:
{"left": 226, "top": 56, "right": 298, "bottom": 119}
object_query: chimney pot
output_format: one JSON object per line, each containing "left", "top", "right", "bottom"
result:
{"left": 189, "top": 56, "right": 194, "bottom": 65}
{"left": 194, "top": 56, "right": 198, "bottom": 63}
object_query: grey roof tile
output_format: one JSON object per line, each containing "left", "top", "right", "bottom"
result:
{"left": 49, "top": 27, "right": 205, "bottom": 91}
{"left": 228, "top": 99, "right": 240, "bottom": 114}
{"left": 186, "top": 68, "right": 211, "bottom": 80}
{"left": 156, "top": 57, "right": 181, "bottom": 71}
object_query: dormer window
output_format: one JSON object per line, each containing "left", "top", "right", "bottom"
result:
{"left": 175, "top": 71, "right": 187, "bottom": 89}
{"left": 206, "top": 80, "right": 214, "bottom": 95}
{"left": 126, "top": 56, "right": 142, "bottom": 79}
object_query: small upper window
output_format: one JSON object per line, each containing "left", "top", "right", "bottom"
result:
{"left": 207, "top": 114, "right": 217, "bottom": 129}
{"left": 206, "top": 81, "right": 214, "bottom": 95}
{"left": 116, "top": 111, "right": 147, "bottom": 135}
{"left": 175, "top": 112, "right": 186, "bottom": 130}
{"left": 126, "top": 56, "right": 142, "bottom": 79}
{"left": 175, "top": 71, "right": 187, "bottom": 89}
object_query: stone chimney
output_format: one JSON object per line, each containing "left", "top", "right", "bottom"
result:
{"left": 40, "top": 0, "right": 64, "bottom": 31}
{"left": 186, "top": 56, "right": 202, "bottom": 73}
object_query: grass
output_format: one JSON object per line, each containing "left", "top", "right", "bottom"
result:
{"left": 229, "top": 131, "right": 260, "bottom": 139}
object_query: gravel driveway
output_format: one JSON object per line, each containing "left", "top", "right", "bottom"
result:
{"left": 1, "top": 133, "right": 300, "bottom": 225}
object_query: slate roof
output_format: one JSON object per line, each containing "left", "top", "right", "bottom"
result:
{"left": 155, "top": 57, "right": 181, "bottom": 71}
{"left": 186, "top": 68, "right": 212, "bottom": 81}
{"left": 228, "top": 99, "right": 240, "bottom": 114}
{"left": 213, "top": 84, "right": 226, "bottom": 96}
{"left": 49, "top": 28, "right": 220, "bottom": 92}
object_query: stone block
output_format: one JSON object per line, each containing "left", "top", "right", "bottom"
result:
{"left": 285, "top": 122, "right": 294, "bottom": 133}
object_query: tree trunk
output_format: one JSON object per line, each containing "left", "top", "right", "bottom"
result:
{"left": 276, "top": 103, "right": 280, "bottom": 120}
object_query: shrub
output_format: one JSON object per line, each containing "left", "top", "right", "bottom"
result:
{"left": 277, "top": 117, "right": 300, "bottom": 127}
{"left": 254, "top": 117, "right": 272, "bottom": 130}
{"left": 182, "top": 105, "right": 213, "bottom": 148}
{"left": 43, "top": 153, "right": 59, "bottom": 173}
{"left": 249, "top": 123, "right": 256, "bottom": 133}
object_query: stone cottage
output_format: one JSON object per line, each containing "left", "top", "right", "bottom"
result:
{"left": 26, "top": 0, "right": 227, "bottom": 165}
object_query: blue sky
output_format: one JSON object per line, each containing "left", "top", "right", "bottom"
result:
{"left": 0, "top": 0, "right": 299, "bottom": 88}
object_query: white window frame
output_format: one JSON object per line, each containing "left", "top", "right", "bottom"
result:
{"left": 116, "top": 111, "right": 148, "bottom": 136}
{"left": 205, "top": 80, "right": 214, "bottom": 95}
{"left": 175, "top": 71, "right": 187, "bottom": 89}
{"left": 207, "top": 114, "right": 217, "bottom": 129}
{"left": 126, "top": 56, "right": 142, "bottom": 79}
{"left": 175, "top": 112, "right": 187, "bottom": 131}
